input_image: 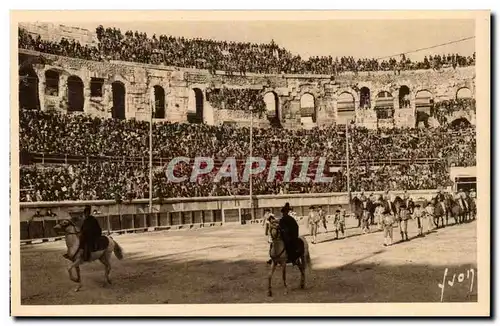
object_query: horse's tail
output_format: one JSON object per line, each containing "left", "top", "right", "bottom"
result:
{"left": 111, "top": 238, "right": 124, "bottom": 260}
{"left": 300, "top": 236, "right": 312, "bottom": 271}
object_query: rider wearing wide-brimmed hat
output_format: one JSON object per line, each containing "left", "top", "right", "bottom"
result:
{"left": 279, "top": 202, "right": 300, "bottom": 265}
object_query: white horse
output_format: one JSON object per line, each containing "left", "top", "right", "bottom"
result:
{"left": 267, "top": 221, "right": 312, "bottom": 297}
{"left": 53, "top": 219, "right": 124, "bottom": 292}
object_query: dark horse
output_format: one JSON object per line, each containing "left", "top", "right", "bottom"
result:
{"left": 432, "top": 198, "right": 447, "bottom": 227}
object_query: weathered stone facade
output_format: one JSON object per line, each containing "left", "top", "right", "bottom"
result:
{"left": 18, "top": 49, "right": 476, "bottom": 129}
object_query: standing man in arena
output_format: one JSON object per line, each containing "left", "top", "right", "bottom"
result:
{"left": 78, "top": 205, "right": 102, "bottom": 262}
{"left": 307, "top": 206, "right": 319, "bottom": 244}
{"left": 333, "top": 205, "right": 346, "bottom": 239}
{"left": 398, "top": 191, "right": 412, "bottom": 241}
{"left": 412, "top": 202, "right": 424, "bottom": 236}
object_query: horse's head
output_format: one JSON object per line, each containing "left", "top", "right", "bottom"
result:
{"left": 53, "top": 219, "right": 78, "bottom": 235}
{"left": 268, "top": 220, "right": 282, "bottom": 241}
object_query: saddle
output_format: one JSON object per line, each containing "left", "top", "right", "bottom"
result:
{"left": 91, "top": 235, "right": 110, "bottom": 252}
{"left": 64, "top": 236, "right": 109, "bottom": 262}
{"left": 287, "top": 238, "right": 304, "bottom": 264}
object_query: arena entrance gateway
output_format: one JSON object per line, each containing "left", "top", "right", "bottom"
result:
{"left": 449, "top": 166, "right": 476, "bottom": 192}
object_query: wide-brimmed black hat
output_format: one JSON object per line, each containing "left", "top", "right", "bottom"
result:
{"left": 281, "top": 202, "right": 292, "bottom": 214}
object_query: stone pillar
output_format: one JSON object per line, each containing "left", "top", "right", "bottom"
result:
{"left": 37, "top": 69, "right": 46, "bottom": 112}
{"left": 82, "top": 76, "right": 92, "bottom": 114}
{"left": 58, "top": 74, "right": 68, "bottom": 112}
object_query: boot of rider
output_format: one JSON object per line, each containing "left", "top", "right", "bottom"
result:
{"left": 405, "top": 232, "right": 409, "bottom": 241}
{"left": 400, "top": 231, "right": 404, "bottom": 241}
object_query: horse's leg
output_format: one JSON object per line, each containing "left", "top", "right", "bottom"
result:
{"left": 267, "top": 262, "right": 277, "bottom": 297}
{"left": 282, "top": 263, "right": 288, "bottom": 295}
{"left": 398, "top": 220, "right": 404, "bottom": 241}
{"left": 299, "top": 257, "right": 305, "bottom": 289}
{"left": 67, "top": 259, "right": 82, "bottom": 292}
{"left": 99, "top": 253, "right": 112, "bottom": 285}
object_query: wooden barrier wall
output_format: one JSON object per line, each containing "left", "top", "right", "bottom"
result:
{"left": 18, "top": 190, "right": 438, "bottom": 241}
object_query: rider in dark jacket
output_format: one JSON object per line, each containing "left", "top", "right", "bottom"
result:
{"left": 279, "top": 203, "right": 300, "bottom": 265}
{"left": 79, "top": 205, "right": 102, "bottom": 261}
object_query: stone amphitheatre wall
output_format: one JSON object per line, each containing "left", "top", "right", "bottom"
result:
{"left": 18, "top": 49, "right": 476, "bottom": 130}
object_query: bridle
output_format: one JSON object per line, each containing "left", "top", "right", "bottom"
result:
{"left": 269, "top": 224, "right": 286, "bottom": 259}
{"left": 59, "top": 220, "right": 81, "bottom": 235}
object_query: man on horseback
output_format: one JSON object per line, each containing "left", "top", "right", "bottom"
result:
{"left": 279, "top": 202, "right": 300, "bottom": 265}
{"left": 79, "top": 205, "right": 102, "bottom": 262}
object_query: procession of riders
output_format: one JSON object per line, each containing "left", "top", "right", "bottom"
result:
{"left": 350, "top": 188, "right": 477, "bottom": 246}
{"left": 263, "top": 187, "right": 476, "bottom": 259}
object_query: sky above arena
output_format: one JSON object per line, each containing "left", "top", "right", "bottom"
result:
{"left": 74, "top": 19, "right": 475, "bottom": 60}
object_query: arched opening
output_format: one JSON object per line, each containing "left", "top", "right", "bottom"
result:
{"left": 374, "top": 91, "right": 394, "bottom": 120}
{"left": 337, "top": 92, "right": 356, "bottom": 125}
{"left": 398, "top": 85, "right": 410, "bottom": 109}
{"left": 450, "top": 117, "right": 471, "bottom": 129}
{"left": 112, "top": 81, "right": 126, "bottom": 120}
{"left": 415, "top": 90, "right": 434, "bottom": 127}
{"left": 19, "top": 67, "right": 40, "bottom": 110}
{"left": 300, "top": 93, "right": 316, "bottom": 125}
{"left": 360, "top": 87, "right": 371, "bottom": 109}
{"left": 187, "top": 88, "right": 204, "bottom": 124}
{"left": 153, "top": 85, "right": 165, "bottom": 119}
{"left": 264, "top": 91, "right": 281, "bottom": 127}
{"left": 44, "top": 70, "right": 59, "bottom": 96}
{"left": 67, "top": 76, "right": 84, "bottom": 112}
{"left": 456, "top": 87, "right": 472, "bottom": 99}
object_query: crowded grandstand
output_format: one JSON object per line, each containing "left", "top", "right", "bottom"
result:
{"left": 18, "top": 25, "right": 477, "bottom": 203}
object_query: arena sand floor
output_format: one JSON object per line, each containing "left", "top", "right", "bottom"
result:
{"left": 20, "top": 216, "right": 477, "bottom": 305}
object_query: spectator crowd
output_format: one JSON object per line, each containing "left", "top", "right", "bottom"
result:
{"left": 19, "top": 26, "right": 475, "bottom": 76}
{"left": 207, "top": 88, "right": 266, "bottom": 113}
{"left": 19, "top": 110, "right": 476, "bottom": 202}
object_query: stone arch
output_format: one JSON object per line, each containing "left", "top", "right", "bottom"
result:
{"left": 44, "top": 69, "right": 60, "bottom": 96}
{"left": 336, "top": 92, "right": 356, "bottom": 125}
{"left": 300, "top": 93, "right": 316, "bottom": 123}
{"left": 398, "top": 85, "right": 411, "bottom": 109}
{"left": 415, "top": 90, "right": 434, "bottom": 112}
{"left": 415, "top": 90, "right": 434, "bottom": 127}
{"left": 456, "top": 87, "right": 472, "bottom": 99}
{"left": 153, "top": 85, "right": 165, "bottom": 119}
{"left": 67, "top": 75, "right": 84, "bottom": 112}
{"left": 450, "top": 117, "right": 471, "bottom": 128}
{"left": 374, "top": 91, "right": 394, "bottom": 119}
{"left": 264, "top": 91, "right": 281, "bottom": 127}
{"left": 111, "top": 81, "right": 126, "bottom": 120}
{"left": 18, "top": 66, "right": 40, "bottom": 110}
{"left": 360, "top": 87, "right": 371, "bottom": 109}
{"left": 187, "top": 88, "right": 204, "bottom": 124}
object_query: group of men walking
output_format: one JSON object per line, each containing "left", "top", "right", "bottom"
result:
{"left": 263, "top": 187, "right": 477, "bottom": 259}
